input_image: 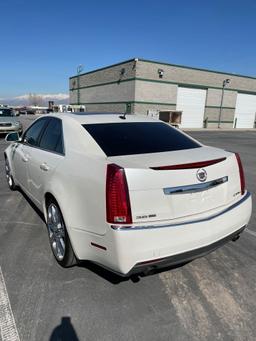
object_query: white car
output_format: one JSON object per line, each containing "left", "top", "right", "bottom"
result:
{"left": 4, "top": 113, "right": 252, "bottom": 276}
{"left": 0, "top": 108, "right": 23, "bottom": 134}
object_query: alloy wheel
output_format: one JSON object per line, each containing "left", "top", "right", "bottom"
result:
{"left": 47, "top": 203, "right": 66, "bottom": 261}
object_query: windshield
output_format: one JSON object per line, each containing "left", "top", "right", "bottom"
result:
{"left": 82, "top": 122, "right": 200, "bottom": 157}
{"left": 0, "top": 108, "right": 13, "bottom": 117}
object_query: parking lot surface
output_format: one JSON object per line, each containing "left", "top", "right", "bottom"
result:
{"left": 0, "top": 116, "right": 255, "bottom": 341}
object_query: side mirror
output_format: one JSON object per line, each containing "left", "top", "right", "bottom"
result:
{"left": 5, "top": 132, "right": 20, "bottom": 142}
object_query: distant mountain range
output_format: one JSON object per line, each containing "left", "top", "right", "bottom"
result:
{"left": 0, "top": 93, "right": 69, "bottom": 106}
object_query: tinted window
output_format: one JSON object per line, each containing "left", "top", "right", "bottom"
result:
{"left": 39, "top": 118, "right": 64, "bottom": 154}
{"left": 24, "top": 118, "right": 48, "bottom": 146}
{"left": 83, "top": 122, "right": 200, "bottom": 157}
{"left": 0, "top": 108, "right": 13, "bottom": 117}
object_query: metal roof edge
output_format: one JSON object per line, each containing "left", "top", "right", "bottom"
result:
{"left": 69, "top": 58, "right": 136, "bottom": 79}
{"left": 137, "top": 58, "right": 256, "bottom": 80}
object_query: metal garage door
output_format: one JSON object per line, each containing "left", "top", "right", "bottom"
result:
{"left": 234, "top": 93, "right": 256, "bottom": 128}
{"left": 176, "top": 87, "right": 207, "bottom": 128}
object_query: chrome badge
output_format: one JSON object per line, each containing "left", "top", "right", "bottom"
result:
{"left": 196, "top": 168, "right": 207, "bottom": 182}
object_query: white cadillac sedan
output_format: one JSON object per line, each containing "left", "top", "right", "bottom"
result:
{"left": 4, "top": 113, "right": 252, "bottom": 276}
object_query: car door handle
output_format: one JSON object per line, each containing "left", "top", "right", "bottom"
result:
{"left": 22, "top": 155, "right": 29, "bottom": 162}
{"left": 40, "top": 163, "right": 50, "bottom": 171}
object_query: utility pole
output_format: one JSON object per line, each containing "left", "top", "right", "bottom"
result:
{"left": 218, "top": 78, "right": 230, "bottom": 128}
{"left": 77, "top": 64, "right": 83, "bottom": 105}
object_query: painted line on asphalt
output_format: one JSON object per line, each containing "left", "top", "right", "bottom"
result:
{"left": 245, "top": 229, "right": 256, "bottom": 238}
{"left": 0, "top": 267, "right": 20, "bottom": 341}
{"left": 0, "top": 221, "right": 41, "bottom": 227}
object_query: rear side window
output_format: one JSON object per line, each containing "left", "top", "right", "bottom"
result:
{"left": 24, "top": 118, "right": 48, "bottom": 146}
{"left": 39, "top": 118, "right": 64, "bottom": 154}
{"left": 82, "top": 122, "right": 200, "bottom": 157}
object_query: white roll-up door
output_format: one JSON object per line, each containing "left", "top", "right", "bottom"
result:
{"left": 176, "top": 87, "right": 207, "bottom": 128}
{"left": 234, "top": 93, "right": 256, "bottom": 128}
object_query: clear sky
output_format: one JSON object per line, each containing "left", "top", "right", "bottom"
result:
{"left": 1, "top": 0, "right": 256, "bottom": 98}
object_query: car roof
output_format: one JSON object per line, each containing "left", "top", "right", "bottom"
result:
{"left": 47, "top": 112, "right": 159, "bottom": 124}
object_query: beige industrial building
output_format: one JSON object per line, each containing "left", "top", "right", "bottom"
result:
{"left": 69, "top": 58, "right": 256, "bottom": 128}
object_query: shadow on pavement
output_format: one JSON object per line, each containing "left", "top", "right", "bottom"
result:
{"left": 49, "top": 317, "right": 79, "bottom": 341}
{"left": 78, "top": 260, "right": 189, "bottom": 285}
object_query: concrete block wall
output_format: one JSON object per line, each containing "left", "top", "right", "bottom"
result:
{"left": 134, "top": 81, "right": 177, "bottom": 105}
{"left": 69, "top": 60, "right": 135, "bottom": 89}
{"left": 134, "top": 60, "right": 256, "bottom": 126}
{"left": 134, "top": 103, "right": 176, "bottom": 115}
{"left": 70, "top": 81, "right": 135, "bottom": 105}
{"left": 135, "top": 60, "right": 256, "bottom": 93}
{"left": 83, "top": 103, "right": 127, "bottom": 113}
{"left": 69, "top": 60, "right": 136, "bottom": 110}
{"left": 69, "top": 58, "right": 256, "bottom": 127}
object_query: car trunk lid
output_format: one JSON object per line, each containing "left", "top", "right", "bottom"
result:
{"left": 107, "top": 146, "right": 241, "bottom": 224}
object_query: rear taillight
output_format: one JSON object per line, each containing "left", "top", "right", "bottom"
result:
{"left": 106, "top": 164, "right": 132, "bottom": 224}
{"left": 235, "top": 153, "right": 245, "bottom": 195}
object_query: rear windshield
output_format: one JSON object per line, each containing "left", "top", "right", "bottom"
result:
{"left": 82, "top": 122, "right": 200, "bottom": 157}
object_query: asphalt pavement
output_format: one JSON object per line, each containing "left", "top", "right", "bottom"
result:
{"left": 0, "top": 116, "right": 255, "bottom": 341}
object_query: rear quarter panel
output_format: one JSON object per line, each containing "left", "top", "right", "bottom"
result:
{"left": 42, "top": 118, "right": 108, "bottom": 236}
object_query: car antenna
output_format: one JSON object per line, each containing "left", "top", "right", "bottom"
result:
{"left": 119, "top": 112, "right": 126, "bottom": 120}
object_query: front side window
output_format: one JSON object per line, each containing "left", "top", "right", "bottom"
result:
{"left": 23, "top": 118, "right": 48, "bottom": 146}
{"left": 39, "top": 118, "right": 64, "bottom": 154}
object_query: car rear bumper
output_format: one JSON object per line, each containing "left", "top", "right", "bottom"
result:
{"left": 71, "top": 191, "right": 251, "bottom": 276}
{"left": 106, "top": 191, "right": 252, "bottom": 275}
{"left": 125, "top": 225, "right": 246, "bottom": 276}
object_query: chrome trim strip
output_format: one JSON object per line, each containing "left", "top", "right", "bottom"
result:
{"left": 111, "top": 191, "right": 251, "bottom": 231}
{"left": 163, "top": 176, "right": 228, "bottom": 195}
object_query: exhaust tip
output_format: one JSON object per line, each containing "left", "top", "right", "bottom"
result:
{"left": 232, "top": 234, "right": 240, "bottom": 242}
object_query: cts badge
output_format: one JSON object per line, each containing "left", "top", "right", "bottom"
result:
{"left": 197, "top": 168, "right": 207, "bottom": 182}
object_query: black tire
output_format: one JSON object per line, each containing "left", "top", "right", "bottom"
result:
{"left": 46, "top": 198, "right": 77, "bottom": 267}
{"left": 5, "top": 158, "right": 17, "bottom": 191}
